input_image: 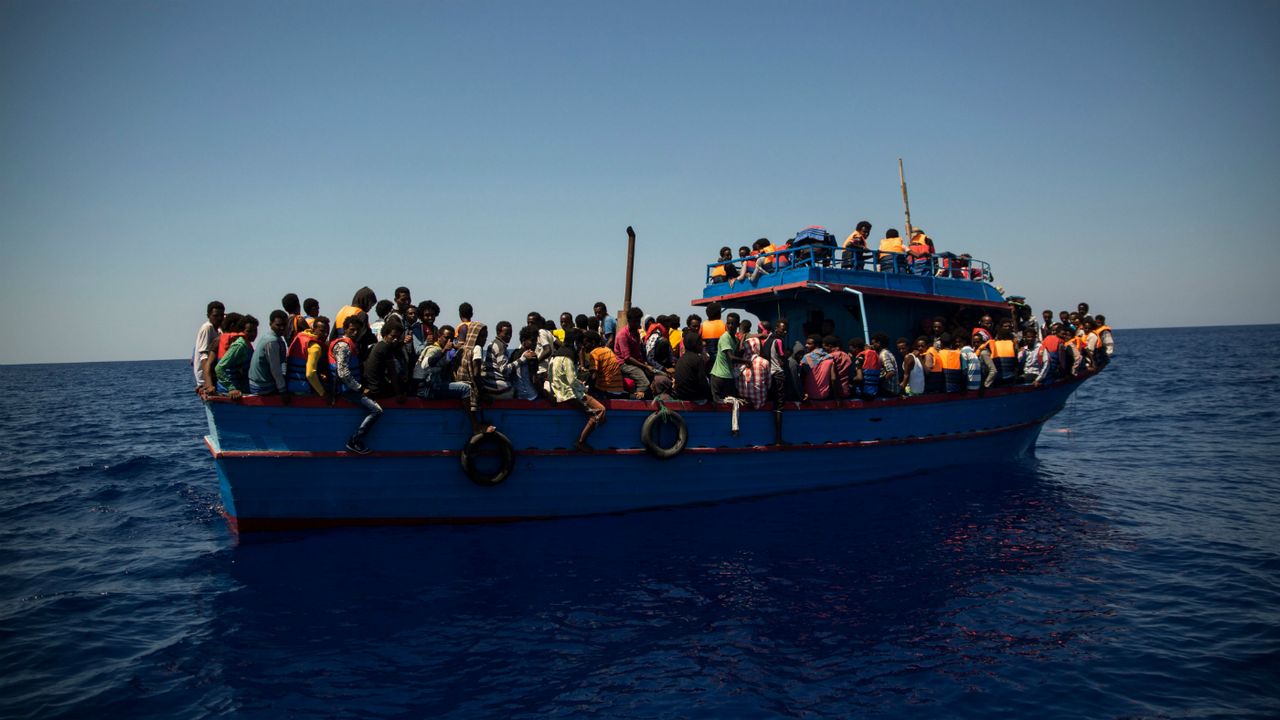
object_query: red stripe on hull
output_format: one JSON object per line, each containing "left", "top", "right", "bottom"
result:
{"left": 207, "top": 416, "right": 1050, "bottom": 459}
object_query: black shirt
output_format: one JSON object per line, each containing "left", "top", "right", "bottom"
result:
{"left": 363, "top": 341, "right": 401, "bottom": 398}
{"left": 673, "top": 352, "right": 711, "bottom": 402}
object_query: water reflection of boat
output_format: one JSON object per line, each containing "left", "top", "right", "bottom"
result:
{"left": 203, "top": 243, "right": 1098, "bottom": 531}
{"left": 207, "top": 469, "right": 1105, "bottom": 715}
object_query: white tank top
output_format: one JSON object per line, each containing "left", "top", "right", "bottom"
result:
{"left": 906, "top": 352, "right": 925, "bottom": 395}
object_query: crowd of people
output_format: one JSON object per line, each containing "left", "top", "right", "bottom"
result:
{"left": 709, "top": 222, "right": 990, "bottom": 287}
{"left": 193, "top": 287, "right": 1114, "bottom": 455}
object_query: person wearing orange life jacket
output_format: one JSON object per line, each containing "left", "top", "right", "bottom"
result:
{"left": 333, "top": 285, "right": 377, "bottom": 340}
{"left": 744, "top": 237, "right": 777, "bottom": 282}
{"left": 286, "top": 316, "right": 331, "bottom": 395}
{"left": 1094, "top": 313, "right": 1115, "bottom": 359}
{"left": 328, "top": 314, "right": 382, "bottom": 455}
{"left": 907, "top": 228, "right": 933, "bottom": 276}
{"left": 709, "top": 246, "right": 733, "bottom": 284}
{"left": 849, "top": 336, "right": 882, "bottom": 399}
{"left": 878, "top": 229, "right": 905, "bottom": 273}
{"left": 921, "top": 336, "right": 944, "bottom": 394}
{"left": 842, "top": 221, "right": 872, "bottom": 271}
{"left": 980, "top": 330, "right": 1019, "bottom": 385}
{"left": 938, "top": 333, "right": 966, "bottom": 393}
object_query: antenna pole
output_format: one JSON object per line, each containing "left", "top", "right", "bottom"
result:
{"left": 899, "top": 158, "right": 914, "bottom": 242}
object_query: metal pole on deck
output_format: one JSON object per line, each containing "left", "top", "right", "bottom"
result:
{"left": 899, "top": 159, "right": 914, "bottom": 243}
{"left": 622, "top": 225, "right": 636, "bottom": 319}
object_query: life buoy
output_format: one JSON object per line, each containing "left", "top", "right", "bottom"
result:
{"left": 460, "top": 431, "right": 515, "bottom": 487}
{"left": 641, "top": 409, "right": 688, "bottom": 460}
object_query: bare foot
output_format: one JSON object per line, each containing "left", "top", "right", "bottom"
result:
{"left": 575, "top": 441, "right": 594, "bottom": 453}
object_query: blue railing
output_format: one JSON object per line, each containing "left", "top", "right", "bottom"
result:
{"left": 705, "top": 246, "right": 994, "bottom": 286}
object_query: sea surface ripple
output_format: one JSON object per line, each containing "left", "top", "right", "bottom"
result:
{"left": 1, "top": 326, "right": 1278, "bottom": 718}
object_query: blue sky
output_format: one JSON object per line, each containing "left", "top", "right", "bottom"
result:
{"left": 2, "top": 0, "right": 1277, "bottom": 364}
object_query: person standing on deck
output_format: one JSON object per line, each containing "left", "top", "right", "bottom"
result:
{"left": 825, "top": 336, "right": 853, "bottom": 399}
{"left": 281, "top": 294, "right": 309, "bottom": 344}
{"left": 962, "top": 333, "right": 985, "bottom": 393}
{"left": 193, "top": 301, "right": 224, "bottom": 398}
{"left": 672, "top": 333, "right": 711, "bottom": 402}
{"left": 736, "top": 337, "right": 771, "bottom": 408}
{"left": 248, "top": 310, "right": 290, "bottom": 398}
{"left": 901, "top": 338, "right": 927, "bottom": 397}
{"left": 849, "top": 336, "right": 881, "bottom": 400}
{"left": 873, "top": 333, "right": 898, "bottom": 398}
{"left": 920, "top": 335, "right": 944, "bottom": 394}
{"left": 329, "top": 315, "right": 381, "bottom": 455}
{"left": 709, "top": 312, "right": 742, "bottom": 402}
{"left": 333, "top": 287, "right": 376, "bottom": 341}
{"left": 799, "top": 335, "right": 835, "bottom": 401}
{"left": 700, "top": 303, "right": 727, "bottom": 343}
{"left": 593, "top": 302, "right": 617, "bottom": 347}
{"left": 1094, "top": 314, "right": 1116, "bottom": 358}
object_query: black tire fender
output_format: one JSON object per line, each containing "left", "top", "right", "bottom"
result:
{"left": 460, "top": 431, "right": 515, "bottom": 487}
{"left": 641, "top": 409, "right": 688, "bottom": 460}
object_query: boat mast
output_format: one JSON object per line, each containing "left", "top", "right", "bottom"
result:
{"left": 898, "top": 158, "right": 914, "bottom": 242}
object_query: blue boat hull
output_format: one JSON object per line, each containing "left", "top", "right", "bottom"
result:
{"left": 205, "top": 375, "right": 1091, "bottom": 531}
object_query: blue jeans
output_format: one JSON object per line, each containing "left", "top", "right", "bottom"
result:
{"left": 342, "top": 390, "right": 383, "bottom": 443}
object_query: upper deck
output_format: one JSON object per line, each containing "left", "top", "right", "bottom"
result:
{"left": 694, "top": 247, "right": 1008, "bottom": 310}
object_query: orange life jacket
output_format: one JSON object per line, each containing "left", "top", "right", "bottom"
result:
{"left": 923, "top": 346, "right": 943, "bottom": 373}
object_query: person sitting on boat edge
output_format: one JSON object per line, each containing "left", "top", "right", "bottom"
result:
{"left": 452, "top": 321, "right": 496, "bottom": 435}
{"left": 580, "top": 331, "right": 627, "bottom": 400}
{"left": 511, "top": 324, "right": 541, "bottom": 401}
{"left": 547, "top": 344, "right": 606, "bottom": 452}
{"left": 193, "top": 300, "right": 224, "bottom": 399}
{"left": 878, "top": 228, "right": 905, "bottom": 273}
{"left": 415, "top": 326, "right": 468, "bottom": 400}
{"left": 215, "top": 315, "right": 258, "bottom": 398}
{"left": 843, "top": 221, "right": 872, "bottom": 271}
{"left": 709, "top": 246, "right": 733, "bottom": 285}
{"left": 413, "top": 300, "right": 439, "bottom": 350}
{"left": 364, "top": 320, "right": 408, "bottom": 404}
{"left": 248, "top": 310, "right": 290, "bottom": 400}
{"left": 482, "top": 321, "right": 515, "bottom": 400}
{"left": 325, "top": 315, "right": 381, "bottom": 455}
{"left": 1094, "top": 314, "right": 1115, "bottom": 359}
{"left": 284, "top": 315, "right": 330, "bottom": 397}
{"left": 612, "top": 306, "right": 652, "bottom": 399}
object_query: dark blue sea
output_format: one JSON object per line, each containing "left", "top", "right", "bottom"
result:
{"left": 2, "top": 326, "right": 1278, "bottom": 719}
